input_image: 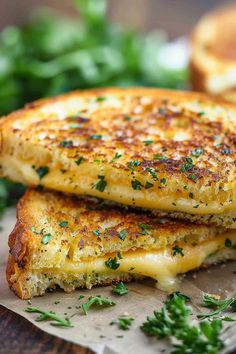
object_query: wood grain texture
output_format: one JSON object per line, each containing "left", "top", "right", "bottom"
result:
{"left": 0, "top": 305, "right": 93, "bottom": 354}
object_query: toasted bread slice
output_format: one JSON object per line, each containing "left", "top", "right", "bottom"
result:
{"left": 7, "top": 189, "right": 236, "bottom": 299}
{"left": 191, "top": 4, "right": 236, "bottom": 99}
{"left": 1, "top": 88, "right": 236, "bottom": 223}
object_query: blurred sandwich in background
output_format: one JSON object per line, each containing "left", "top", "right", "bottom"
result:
{"left": 190, "top": 4, "right": 236, "bottom": 102}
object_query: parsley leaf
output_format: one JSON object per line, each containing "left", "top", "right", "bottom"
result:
{"left": 82, "top": 296, "right": 115, "bottom": 315}
{"left": 172, "top": 245, "right": 184, "bottom": 257}
{"left": 26, "top": 306, "right": 73, "bottom": 327}
{"left": 41, "top": 233, "right": 52, "bottom": 245}
{"left": 111, "top": 316, "right": 134, "bottom": 330}
{"left": 110, "top": 152, "right": 122, "bottom": 163}
{"left": 198, "top": 294, "right": 236, "bottom": 319}
{"left": 90, "top": 134, "right": 102, "bottom": 140}
{"left": 128, "top": 160, "right": 141, "bottom": 172}
{"left": 93, "top": 175, "right": 107, "bottom": 192}
{"left": 131, "top": 179, "right": 142, "bottom": 190}
{"left": 75, "top": 156, "right": 84, "bottom": 166}
{"left": 59, "top": 140, "right": 73, "bottom": 148}
{"left": 112, "top": 282, "right": 129, "bottom": 296}
{"left": 118, "top": 229, "right": 127, "bottom": 241}
{"left": 59, "top": 221, "right": 68, "bottom": 228}
{"left": 105, "top": 256, "right": 120, "bottom": 270}
{"left": 35, "top": 166, "right": 49, "bottom": 180}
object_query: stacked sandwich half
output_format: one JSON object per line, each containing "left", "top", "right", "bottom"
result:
{"left": 1, "top": 87, "right": 236, "bottom": 299}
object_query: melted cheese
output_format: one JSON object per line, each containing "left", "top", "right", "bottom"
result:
{"left": 2, "top": 154, "right": 236, "bottom": 215}
{"left": 51, "top": 231, "right": 236, "bottom": 292}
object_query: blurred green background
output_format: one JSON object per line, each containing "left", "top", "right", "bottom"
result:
{"left": 0, "top": 0, "right": 233, "bottom": 213}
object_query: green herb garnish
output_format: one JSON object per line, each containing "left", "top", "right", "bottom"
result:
{"left": 111, "top": 316, "right": 134, "bottom": 330}
{"left": 172, "top": 245, "right": 184, "bottom": 256}
{"left": 75, "top": 156, "right": 84, "bottom": 166}
{"left": 90, "top": 134, "right": 102, "bottom": 140}
{"left": 145, "top": 181, "right": 153, "bottom": 189}
{"left": 131, "top": 179, "right": 142, "bottom": 190}
{"left": 198, "top": 294, "right": 236, "bottom": 319}
{"left": 59, "top": 221, "right": 68, "bottom": 228}
{"left": 192, "top": 147, "right": 203, "bottom": 158}
{"left": 59, "top": 140, "right": 73, "bottom": 148}
{"left": 105, "top": 256, "right": 120, "bottom": 270}
{"left": 110, "top": 152, "right": 122, "bottom": 163}
{"left": 118, "top": 229, "right": 127, "bottom": 241}
{"left": 35, "top": 166, "right": 49, "bottom": 180}
{"left": 112, "top": 282, "right": 128, "bottom": 296}
{"left": 143, "top": 140, "right": 153, "bottom": 146}
{"left": 25, "top": 306, "right": 73, "bottom": 327}
{"left": 141, "top": 293, "right": 224, "bottom": 353}
{"left": 93, "top": 175, "right": 107, "bottom": 192}
{"left": 82, "top": 296, "right": 115, "bottom": 315}
{"left": 128, "top": 160, "right": 141, "bottom": 172}
{"left": 41, "top": 233, "right": 52, "bottom": 245}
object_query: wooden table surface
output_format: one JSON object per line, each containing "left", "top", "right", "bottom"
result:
{"left": 1, "top": 1, "right": 235, "bottom": 353}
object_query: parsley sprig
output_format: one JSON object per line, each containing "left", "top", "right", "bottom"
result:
{"left": 82, "top": 296, "right": 115, "bottom": 315}
{"left": 112, "top": 282, "right": 129, "bottom": 296}
{"left": 141, "top": 293, "right": 224, "bottom": 354}
{"left": 25, "top": 306, "right": 73, "bottom": 327}
{"left": 198, "top": 294, "right": 236, "bottom": 320}
{"left": 111, "top": 316, "right": 134, "bottom": 330}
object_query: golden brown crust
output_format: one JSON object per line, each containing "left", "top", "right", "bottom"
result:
{"left": 6, "top": 188, "right": 236, "bottom": 299}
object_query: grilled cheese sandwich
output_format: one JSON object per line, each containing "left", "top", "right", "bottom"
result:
{"left": 191, "top": 4, "right": 236, "bottom": 101}
{"left": 7, "top": 189, "right": 236, "bottom": 299}
{"left": 1, "top": 88, "right": 236, "bottom": 226}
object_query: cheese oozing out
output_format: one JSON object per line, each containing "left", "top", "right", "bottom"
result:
{"left": 44, "top": 231, "right": 236, "bottom": 292}
{"left": 2, "top": 154, "right": 236, "bottom": 215}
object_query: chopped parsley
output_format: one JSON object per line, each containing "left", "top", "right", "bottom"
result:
{"left": 82, "top": 296, "right": 115, "bottom": 315}
{"left": 93, "top": 229, "right": 100, "bottom": 236}
{"left": 180, "top": 157, "right": 194, "bottom": 172}
{"left": 105, "top": 256, "right": 120, "bottom": 270}
{"left": 220, "top": 147, "right": 231, "bottom": 155}
{"left": 59, "top": 221, "right": 68, "bottom": 228}
{"left": 143, "top": 140, "right": 153, "bottom": 146}
{"left": 124, "top": 115, "right": 131, "bottom": 121}
{"left": 25, "top": 306, "right": 73, "bottom": 327}
{"left": 139, "top": 223, "right": 152, "bottom": 235}
{"left": 189, "top": 173, "right": 197, "bottom": 181}
{"left": 192, "top": 147, "right": 203, "bottom": 158}
{"left": 189, "top": 192, "right": 194, "bottom": 199}
{"left": 225, "top": 238, "right": 236, "bottom": 249}
{"left": 89, "top": 134, "right": 102, "bottom": 140}
{"left": 41, "top": 233, "right": 52, "bottom": 245}
{"left": 145, "top": 181, "right": 153, "bottom": 189}
{"left": 128, "top": 160, "right": 141, "bottom": 171}
{"left": 198, "top": 294, "right": 236, "bottom": 319}
{"left": 160, "top": 178, "right": 166, "bottom": 185}
{"left": 111, "top": 316, "right": 134, "bottom": 330}
{"left": 59, "top": 140, "right": 73, "bottom": 148}
{"left": 131, "top": 179, "right": 142, "bottom": 190}
{"left": 93, "top": 175, "right": 107, "bottom": 192}
{"left": 172, "top": 245, "right": 184, "bottom": 256}
{"left": 96, "top": 96, "right": 106, "bottom": 102}
{"left": 110, "top": 152, "right": 122, "bottom": 163}
{"left": 35, "top": 166, "right": 49, "bottom": 180}
{"left": 141, "top": 292, "right": 224, "bottom": 354}
{"left": 112, "top": 282, "right": 129, "bottom": 296}
{"left": 145, "top": 167, "right": 158, "bottom": 181}
{"left": 153, "top": 155, "right": 167, "bottom": 161}
{"left": 75, "top": 156, "right": 84, "bottom": 166}
{"left": 118, "top": 229, "right": 127, "bottom": 241}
